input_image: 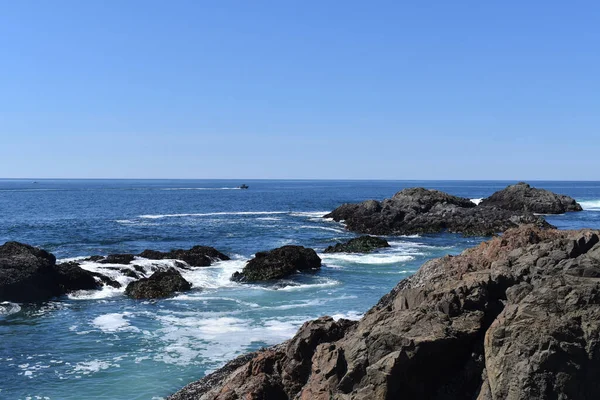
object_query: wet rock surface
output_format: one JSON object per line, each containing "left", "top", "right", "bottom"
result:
{"left": 171, "top": 226, "right": 600, "bottom": 400}
{"left": 324, "top": 236, "right": 390, "bottom": 253}
{"left": 325, "top": 186, "right": 552, "bottom": 236}
{"left": 125, "top": 268, "right": 192, "bottom": 299}
{"left": 138, "top": 246, "right": 230, "bottom": 266}
{"left": 0, "top": 242, "right": 105, "bottom": 302}
{"left": 231, "top": 246, "right": 321, "bottom": 282}
{"left": 479, "top": 182, "right": 583, "bottom": 214}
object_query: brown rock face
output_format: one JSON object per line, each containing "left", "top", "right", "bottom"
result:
{"left": 169, "top": 226, "right": 600, "bottom": 400}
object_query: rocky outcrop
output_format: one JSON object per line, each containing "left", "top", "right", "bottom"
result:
{"left": 479, "top": 182, "right": 583, "bottom": 214}
{"left": 0, "top": 242, "right": 109, "bottom": 302}
{"left": 125, "top": 268, "right": 192, "bottom": 299}
{"left": 325, "top": 186, "right": 553, "bottom": 236}
{"left": 324, "top": 236, "right": 390, "bottom": 253}
{"left": 231, "top": 246, "right": 321, "bottom": 282}
{"left": 171, "top": 226, "right": 600, "bottom": 400}
{"left": 138, "top": 246, "right": 230, "bottom": 266}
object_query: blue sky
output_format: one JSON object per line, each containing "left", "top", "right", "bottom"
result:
{"left": 1, "top": 1, "right": 598, "bottom": 179}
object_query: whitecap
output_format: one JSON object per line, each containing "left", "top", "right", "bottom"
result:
{"left": 0, "top": 301, "right": 21, "bottom": 316}
{"left": 298, "top": 225, "right": 346, "bottom": 233}
{"left": 289, "top": 211, "right": 330, "bottom": 218}
{"left": 139, "top": 211, "right": 287, "bottom": 219}
{"left": 320, "top": 253, "right": 414, "bottom": 265}
{"left": 331, "top": 310, "right": 363, "bottom": 321}
{"left": 579, "top": 200, "right": 600, "bottom": 211}
{"left": 471, "top": 198, "right": 483, "bottom": 205}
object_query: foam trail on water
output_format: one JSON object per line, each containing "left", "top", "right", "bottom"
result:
{"left": 579, "top": 200, "right": 600, "bottom": 211}
{"left": 139, "top": 211, "right": 287, "bottom": 219}
{"left": 321, "top": 253, "right": 414, "bottom": 265}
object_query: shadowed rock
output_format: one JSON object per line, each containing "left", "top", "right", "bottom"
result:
{"left": 0, "top": 242, "right": 115, "bottom": 302}
{"left": 324, "top": 235, "right": 390, "bottom": 253}
{"left": 99, "top": 254, "right": 135, "bottom": 264}
{"left": 325, "top": 187, "right": 552, "bottom": 236}
{"left": 479, "top": 182, "right": 583, "bottom": 214}
{"left": 231, "top": 246, "right": 321, "bottom": 282}
{"left": 125, "top": 268, "right": 192, "bottom": 299}
{"left": 170, "top": 226, "right": 600, "bottom": 400}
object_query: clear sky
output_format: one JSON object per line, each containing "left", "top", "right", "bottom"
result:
{"left": 1, "top": 1, "right": 598, "bottom": 180}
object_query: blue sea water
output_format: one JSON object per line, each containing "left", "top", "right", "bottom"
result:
{"left": 1, "top": 179, "right": 599, "bottom": 400}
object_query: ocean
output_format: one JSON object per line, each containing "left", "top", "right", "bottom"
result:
{"left": 1, "top": 179, "right": 600, "bottom": 400}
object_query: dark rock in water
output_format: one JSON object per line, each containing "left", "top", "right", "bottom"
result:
{"left": 125, "top": 268, "right": 192, "bottom": 299}
{"left": 99, "top": 254, "right": 135, "bottom": 264}
{"left": 0, "top": 242, "right": 112, "bottom": 302}
{"left": 138, "top": 246, "right": 230, "bottom": 267}
{"left": 479, "top": 181, "right": 583, "bottom": 214}
{"left": 231, "top": 246, "right": 321, "bottom": 282}
{"left": 324, "top": 235, "right": 390, "bottom": 253}
{"left": 83, "top": 255, "right": 105, "bottom": 262}
{"left": 89, "top": 271, "right": 122, "bottom": 288}
{"left": 170, "top": 226, "right": 600, "bottom": 400}
{"left": 0, "top": 242, "right": 59, "bottom": 302}
{"left": 325, "top": 186, "right": 552, "bottom": 236}
{"left": 55, "top": 262, "right": 101, "bottom": 292}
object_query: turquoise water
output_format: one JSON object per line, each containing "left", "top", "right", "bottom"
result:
{"left": 1, "top": 180, "right": 599, "bottom": 399}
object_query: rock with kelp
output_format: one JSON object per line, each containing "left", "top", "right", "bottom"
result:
{"left": 125, "top": 268, "right": 192, "bottom": 299}
{"left": 231, "top": 245, "right": 321, "bottom": 282}
{"left": 324, "top": 235, "right": 390, "bottom": 253}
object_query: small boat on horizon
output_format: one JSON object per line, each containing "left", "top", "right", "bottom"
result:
{"left": 238, "top": 184, "right": 249, "bottom": 189}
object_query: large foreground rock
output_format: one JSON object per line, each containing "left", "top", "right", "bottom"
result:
{"left": 324, "top": 236, "right": 390, "bottom": 253}
{"left": 170, "top": 226, "right": 600, "bottom": 400}
{"left": 138, "top": 246, "right": 230, "bottom": 266}
{"left": 0, "top": 242, "right": 105, "bottom": 302}
{"left": 125, "top": 268, "right": 192, "bottom": 299}
{"left": 479, "top": 182, "right": 583, "bottom": 214}
{"left": 231, "top": 246, "right": 321, "bottom": 282}
{"left": 325, "top": 186, "right": 552, "bottom": 236}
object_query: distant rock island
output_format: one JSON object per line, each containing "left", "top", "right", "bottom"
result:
{"left": 325, "top": 182, "right": 582, "bottom": 236}
{"left": 169, "top": 225, "right": 600, "bottom": 400}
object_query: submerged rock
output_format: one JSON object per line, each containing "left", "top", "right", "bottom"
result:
{"left": 479, "top": 181, "right": 583, "bottom": 214}
{"left": 324, "top": 235, "right": 390, "bottom": 253}
{"left": 125, "top": 268, "right": 192, "bottom": 299}
{"left": 231, "top": 246, "right": 321, "bottom": 282}
{"left": 138, "top": 246, "right": 230, "bottom": 267}
{"left": 99, "top": 254, "right": 136, "bottom": 264}
{"left": 170, "top": 226, "right": 600, "bottom": 400}
{"left": 0, "top": 242, "right": 112, "bottom": 302}
{"left": 325, "top": 186, "right": 553, "bottom": 236}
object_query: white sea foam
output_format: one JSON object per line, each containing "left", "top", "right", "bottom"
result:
{"left": 179, "top": 258, "right": 245, "bottom": 289}
{"left": 139, "top": 211, "right": 287, "bottom": 219}
{"left": 160, "top": 187, "right": 241, "bottom": 191}
{"left": 470, "top": 198, "right": 483, "bottom": 205}
{"left": 289, "top": 211, "right": 330, "bottom": 218}
{"left": 579, "top": 200, "right": 600, "bottom": 211}
{"left": 92, "top": 313, "right": 139, "bottom": 333}
{"left": 321, "top": 253, "right": 414, "bottom": 265}
{"left": 71, "top": 360, "right": 113, "bottom": 375}
{"left": 298, "top": 225, "right": 346, "bottom": 233}
{"left": 0, "top": 302, "right": 21, "bottom": 316}
{"left": 331, "top": 310, "right": 364, "bottom": 321}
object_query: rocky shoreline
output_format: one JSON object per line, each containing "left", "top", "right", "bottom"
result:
{"left": 1, "top": 182, "right": 594, "bottom": 399}
{"left": 169, "top": 225, "right": 600, "bottom": 400}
